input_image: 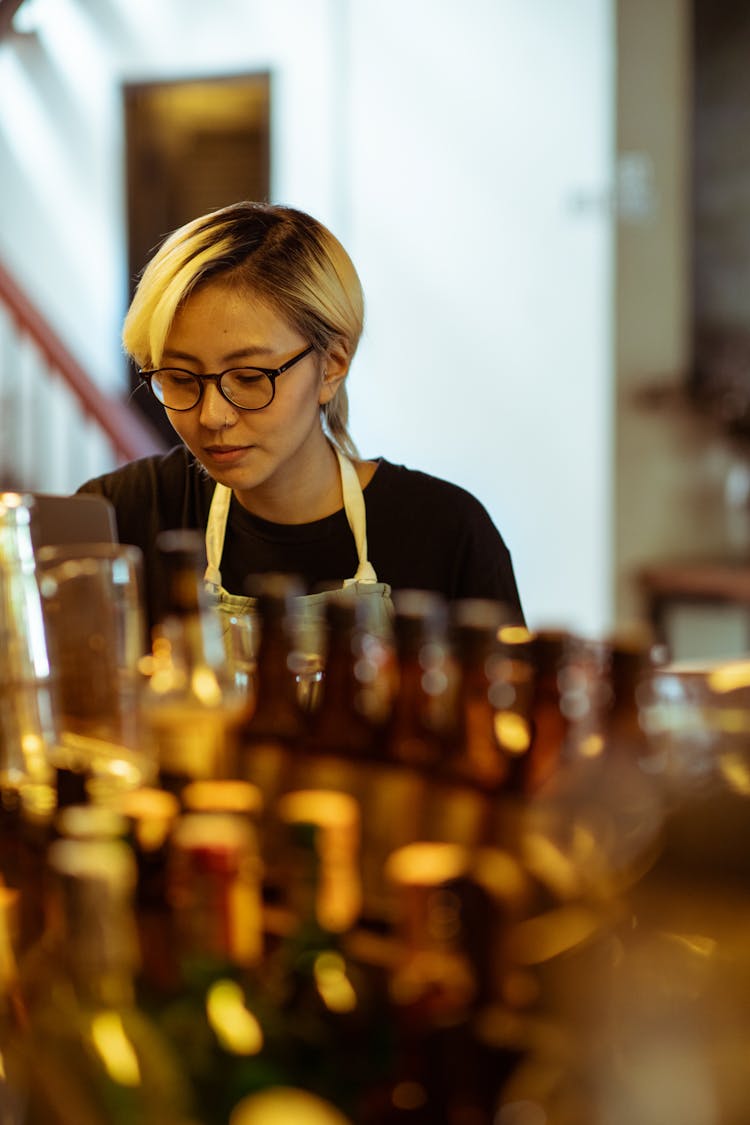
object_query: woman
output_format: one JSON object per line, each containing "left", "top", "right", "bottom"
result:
{"left": 78, "top": 201, "right": 524, "bottom": 635}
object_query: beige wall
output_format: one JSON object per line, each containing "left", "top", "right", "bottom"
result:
{"left": 615, "top": 0, "right": 738, "bottom": 629}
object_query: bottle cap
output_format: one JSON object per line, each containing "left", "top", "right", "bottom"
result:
{"left": 229, "top": 1087, "right": 353, "bottom": 1125}
{"left": 181, "top": 779, "right": 264, "bottom": 817}
{"left": 55, "top": 804, "right": 128, "bottom": 841}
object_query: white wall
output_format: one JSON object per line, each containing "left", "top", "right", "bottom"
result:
{"left": 0, "top": 0, "right": 615, "bottom": 635}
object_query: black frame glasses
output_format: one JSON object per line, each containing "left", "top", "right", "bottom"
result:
{"left": 138, "top": 344, "right": 315, "bottom": 412}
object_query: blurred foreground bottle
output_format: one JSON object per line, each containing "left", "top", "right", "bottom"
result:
{"left": 294, "top": 590, "right": 394, "bottom": 928}
{"left": 364, "top": 841, "right": 488, "bottom": 1124}
{"left": 238, "top": 574, "right": 307, "bottom": 899}
{"left": 297, "top": 589, "right": 384, "bottom": 790}
{"left": 0, "top": 493, "right": 58, "bottom": 793}
{"left": 21, "top": 836, "right": 196, "bottom": 1125}
{"left": 487, "top": 631, "right": 665, "bottom": 1124}
{"left": 158, "top": 811, "right": 284, "bottom": 1124}
{"left": 0, "top": 887, "right": 28, "bottom": 1125}
{"left": 361, "top": 589, "right": 453, "bottom": 930}
{"left": 116, "top": 786, "right": 183, "bottom": 1010}
{"left": 141, "top": 530, "right": 245, "bottom": 798}
{"left": 0, "top": 493, "right": 58, "bottom": 950}
{"left": 423, "top": 598, "right": 512, "bottom": 849}
{"left": 267, "top": 790, "right": 392, "bottom": 1118}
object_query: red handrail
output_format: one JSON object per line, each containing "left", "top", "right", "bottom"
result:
{"left": 0, "top": 257, "right": 164, "bottom": 462}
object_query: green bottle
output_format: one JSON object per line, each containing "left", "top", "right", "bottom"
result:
{"left": 265, "top": 790, "right": 393, "bottom": 1118}
{"left": 22, "top": 836, "right": 196, "bottom": 1125}
{"left": 158, "top": 810, "right": 285, "bottom": 1124}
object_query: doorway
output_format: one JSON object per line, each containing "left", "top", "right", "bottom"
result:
{"left": 124, "top": 73, "right": 271, "bottom": 442}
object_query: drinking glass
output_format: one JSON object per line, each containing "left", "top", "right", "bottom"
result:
{"left": 35, "top": 542, "right": 154, "bottom": 798}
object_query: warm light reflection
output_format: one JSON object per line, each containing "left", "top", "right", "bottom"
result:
{"left": 509, "top": 904, "right": 603, "bottom": 964}
{"left": 206, "top": 980, "right": 264, "bottom": 1055}
{"left": 707, "top": 661, "right": 750, "bottom": 695}
{"left": 717, "top": 752, "right": 750, "bottom": 796}
{"left": 191, "top": 667, "right": 222, "bottom": 707}
{"left": 313, "top": 952, "right": 357, "bottom": 1013}
{"left": 523, "top": 831, "right": 584, "bottom": 901}
{"left": 494, "top": 711, "right": 531, "bottom": 754}
{"left": 384, "top": 842, "right": 470, "bottom": 887}
{"left": 578, "top": 732, "right": 605, "bottom": 759}
{"left": 90, "top": 1011, "right": 141, "bottom": 1086}
{"left": 498, "top": 626, "right": 533, "bottom": 646}
{"left": 665, "top": 933, "right": 717, "bottom": 960}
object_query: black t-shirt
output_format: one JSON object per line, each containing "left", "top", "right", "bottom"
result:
{"left": 78, "top": 445, "right": 524, "bottom": 631}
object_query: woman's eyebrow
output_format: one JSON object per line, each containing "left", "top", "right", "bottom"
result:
{"left": 161, "top": 345, "right": 276, "bottom": 364}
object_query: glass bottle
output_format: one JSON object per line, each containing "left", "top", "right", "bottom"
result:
{"left": 21, "top": 836, "right": 196, "bottom": 1125}
{"left": 0, "top": 495, "right": 58, "bottom": 787}
{"left": 361, "top": 589, "right": 452, "bottom": 931}
{"left": 0, "top": 886, "right": 29, "bottom": 1125}
{"left": 0, "top": 493, "right": 58, "bottom": 951}
{"left": 237, "top": 573, "right": 307, "bottom": 901}
{"left": 536, "top": 628, "right": 664, "bottom": 901}
{"left": 521, "top": 628, "right": 577, "bottom": 795}
{"left": 295, "top": 588, "right": 388, "bottom": 788}
{"left": 422, "top": 598, "right": 511, "bottom": 849}
{"left": 363, "top": 841, "right": 485, "bottom": 1124}
{"left": 140, "top": 530, "right": 245, "bottom": 799}
{"left": 116, "top": 787, "right": 183, "bottom": 1012}
{"left": 159, "top": 810, "right": 282, "bottom": 1124}
{"left": 266, "top": 790, "right": 391, "bottom": 1119}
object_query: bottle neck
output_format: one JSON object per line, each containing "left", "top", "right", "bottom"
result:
{"left": 159, "top": 610, "right": 227, "bottom": 673}
{"left": 40, "top": 839, "right": 139, "bottom": 1010}
{"left": 57, "top": 877, "right": 140, "bottom": 1007}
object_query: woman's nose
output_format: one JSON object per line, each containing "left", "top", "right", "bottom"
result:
{"left": 199, "top": 381, "right": 238, "bottom": 429}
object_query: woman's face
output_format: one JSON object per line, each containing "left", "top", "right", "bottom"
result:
{"left": 160, "top": 282, "right": 344, "bottom": 504}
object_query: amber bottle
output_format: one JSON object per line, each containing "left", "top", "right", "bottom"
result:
{"left": 422, "top": 598, "right": 512, "bottom": 849}
{"left": 237, "top": 573, "right": 307, "bottom": 900}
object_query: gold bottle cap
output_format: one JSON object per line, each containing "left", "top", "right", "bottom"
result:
{"left": 117, "top": 786, "right": 181, "bottom": 851}
{"left": 384, "top": 841, "right": 471, "bottom": 888}
{"left": 181, "top": 779, "right": 263, "bottom": 817}
{"left": 229, "top": 1087, "right": 353, "bottom": 1125}
{"left": 55, "top": 804, "right": 128, "bottom": 840}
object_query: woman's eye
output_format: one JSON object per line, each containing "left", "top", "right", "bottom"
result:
{"left": 231, "top": 370, "right": 264, "bottom": 386}
{"left": 163, "top": 371, "right": 197, "bottom": 387}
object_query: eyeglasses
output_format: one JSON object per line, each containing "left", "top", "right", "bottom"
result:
{"left": 138, "top": 344, "right": 315, "bottom": 412}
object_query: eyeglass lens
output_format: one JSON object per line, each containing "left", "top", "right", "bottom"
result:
{"left": 151, "top": 369, "right": 273, "bottom": 410}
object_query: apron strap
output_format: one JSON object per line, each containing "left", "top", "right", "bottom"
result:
{"left": 335, "top": 448, "right": 378, "bottom": 584}
{"left": 204, "top": 481, "right": 232, "bottom": 591}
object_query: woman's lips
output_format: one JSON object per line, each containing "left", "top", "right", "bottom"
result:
{"left": 203, "top": 445, "right": 251, "bottom": 465}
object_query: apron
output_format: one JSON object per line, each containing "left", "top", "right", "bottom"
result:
{"left": 203, "top": 448, "right": 393, "bottom": 682}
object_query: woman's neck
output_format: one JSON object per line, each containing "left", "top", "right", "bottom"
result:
{"left": 233, "top": 439, "right": 343, "bottom": 524}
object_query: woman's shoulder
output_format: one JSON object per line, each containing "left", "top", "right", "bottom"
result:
{"left": 367, "top": 458, "right": 493, "bottom": 514}
{"left": 77, "top": 444, "right": 205, "bottom": 502}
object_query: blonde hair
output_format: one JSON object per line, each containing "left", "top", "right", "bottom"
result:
{"left": 123, "top": 202, "right": 364, "bottom": 458}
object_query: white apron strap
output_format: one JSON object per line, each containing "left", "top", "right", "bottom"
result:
{"left": 204, "top": 482, "right": 232, "bottom": 591}
{"left": 335, "top": 448, "right": 378, "bottom": 585}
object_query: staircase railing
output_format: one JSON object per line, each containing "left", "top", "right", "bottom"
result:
{"left": 0, "top": 258, "right": 164, "bottom": 494}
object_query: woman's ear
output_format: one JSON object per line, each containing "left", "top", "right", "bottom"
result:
{"left": 318, "top": 337, "right": 350, "bottom": 405}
